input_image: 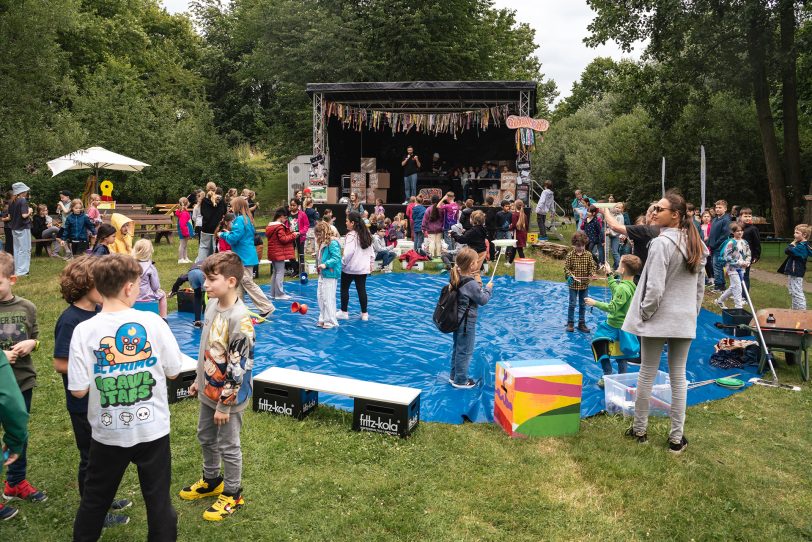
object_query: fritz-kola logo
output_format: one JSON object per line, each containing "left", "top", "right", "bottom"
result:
{"left": 408, "top": 413, "right": 419, "bottom": 430}
{"left": 258, "top": 398, "right": 293, "bottom": 416}
{"left": 359, "top": 414, "right": 399, "bottom": 434}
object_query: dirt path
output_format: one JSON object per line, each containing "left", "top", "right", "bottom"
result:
{"left": 750, "top": 268, "right": 812, "bottom": 293}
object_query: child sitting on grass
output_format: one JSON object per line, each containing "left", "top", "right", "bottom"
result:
{"left": 447, "top": 247, "right": 493, "bottom": 389}
{"left": 565, "top": 231, "right": 596, "bottom": 333}
{"left": 53, "top": 256, "right": 131, "bottom": 528}
{"left": 133, "top": 239, "right": 168, "bottom": 318}
{"left": 715, "top": 223, "right": 751, "bottom": 310}
{"left": 68, "top": 253, "right": 182, "bottom": 540}
{"left": 585, "top": 255, "right": 642, "bottom": 388}
{"left": 181, "top": 252, "right": 254, "bottom": 521}
{"left": 778, "top": 223, "right": 812, "bottom": 310}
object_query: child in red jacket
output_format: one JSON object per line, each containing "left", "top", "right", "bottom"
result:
{"left": 265, "top": 208, "right": 296, "bottom": 300}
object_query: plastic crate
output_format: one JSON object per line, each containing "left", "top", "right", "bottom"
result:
{"left": 722, "top": 308, "right": 753, "bottom": 336}
{"left": 603, "top": 370, "right": 671, "bottom": 417}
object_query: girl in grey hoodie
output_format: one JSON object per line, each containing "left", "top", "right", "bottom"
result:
{"left": 621, "top": 191, "right": 708, "bottom": 454}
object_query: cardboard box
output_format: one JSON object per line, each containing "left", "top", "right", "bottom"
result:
{"left": 360, "top": 157, "right": 377, "bottom": 174}
{"left": 367, "top": 188, "right": 388, "bottom": 204}
{"left": 327, "top": 187, "right": 340, "bottom": 204}
{"left": 501, "top": 172, "right": 518, "bottom": 191}
{"left": 368, "top": 172, "right": 390, "bottom": 189}
{"left": 350, "top": 172, "right": 367, "bottom": 188}
{"left": 494, "top": 359, "right": 582, "bottom": 438}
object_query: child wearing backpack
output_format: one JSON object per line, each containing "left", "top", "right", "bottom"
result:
{"left": 440, "top": 247, "right": 493, "bottom": 389}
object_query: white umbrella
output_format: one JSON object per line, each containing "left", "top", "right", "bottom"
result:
{"left": 47, "top": 146, "right": 150, "bottom": 177}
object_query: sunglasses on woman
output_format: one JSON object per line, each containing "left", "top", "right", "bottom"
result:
{"left": 652, "top": 205, "right": 673, "bottom": 213}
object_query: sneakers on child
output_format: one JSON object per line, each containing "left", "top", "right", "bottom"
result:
{"left": 322, "top": 323, "right": 337, "bottom": 329}
{"left": 179, "top": 477, "right": 223, "bottom": 501}
{"left": 275, "top": 294, "right": 292, "bottom": 301}
{"left": 193, "top": 320, "right": 204, "bottom": 328}
{"left": 110, "top": 498, "right": 132, "bottom": 511}
{"left": 203, "top": 492, "right": 244, "bottom": 521}
{"left": 450, "top": 378, "right": 477, "bottom": 389}
{"left": 336, "top": 311, "right": 349, "bottom": 320}
{"left": 668, "top": 436, "right": 688, "bottom": 454}
{"left": 623, "top": 426, "right": 648, "bottom": 444}
{"left": 360, "top": 313, "right": 369, "bottom": 321}
{"left": 259, "top": 307, "right": 275, "bottom": 318}
{"left": 3, "top": 480, "right": 47, "bottom": 503}
{"left": 0, "top": 503, "right": 18, "bottom": 521}
{"left": 103, "top": 513, "right": 130, "bottom": 528}
{"left": 714, "top": 298, "right": 727, "bottom": 309}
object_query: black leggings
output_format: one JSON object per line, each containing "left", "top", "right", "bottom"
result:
{"left": 340, "top": 272, "right": 368, "bottom": 313}
{"left": 507, "top": 247, "right": 525, "bottom": 263}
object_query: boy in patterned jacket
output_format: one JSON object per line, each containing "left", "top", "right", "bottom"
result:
{"left": 565, "top": 231, "right": 596, "bottom": 333}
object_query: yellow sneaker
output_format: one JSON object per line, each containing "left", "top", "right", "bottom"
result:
{"left": 203, "top": 493, "right": 244, "bottom": 521}
{"left": 178, "top": 477, "right": 223, "bottom": 501}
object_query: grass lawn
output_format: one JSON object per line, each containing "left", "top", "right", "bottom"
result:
{"left": 5, "top": 224, "right": 812, "bottom": 541}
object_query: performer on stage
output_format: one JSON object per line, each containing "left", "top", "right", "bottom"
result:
{"left": 401, "top": 146, "right": 421, "bottom": 204}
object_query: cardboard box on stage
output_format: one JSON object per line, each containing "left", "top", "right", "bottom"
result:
{"left": 168, "top": 354, "right": 198, "bottom": 404}
{"left": 360, "top": 157, "right": 377, "bottom": 174}
{"left": 367, "top": 188, "right": 388, "bottom": 204}
{"left": 501, "top": 172, "right": 517, "bottom": 192}
{"left": 327, "top": 187, "right": 340, "bottom": 204}
{"left": 350, "top": 172, "right": 367, "bottom": 188}
{"left": 494, "top": 359, "right": 582, "bottom": 438}
{"left": 368, "top": 172, "right": 390, "bottom": 189}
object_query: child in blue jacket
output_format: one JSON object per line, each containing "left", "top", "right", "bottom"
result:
{"left": 315, "top": 221, "right": 342, "bottom": 329}
{"left": 778, "top": 224, "right": 812, "bottom": 310}
{"left": 60, "top": 199, "right": 96, "bottom": 256}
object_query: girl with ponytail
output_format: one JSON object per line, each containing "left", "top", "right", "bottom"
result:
{"left": 621, "top": 190, "right": 708, "bottom": 454}
{"left": 446, "top": 247, "right": 493, "bottom": 389}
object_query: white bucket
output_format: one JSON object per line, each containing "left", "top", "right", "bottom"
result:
{"left": 514, "top": 258, "right": 535, "bottom": 282}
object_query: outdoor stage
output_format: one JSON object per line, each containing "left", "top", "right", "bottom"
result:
{"left": 167, "top": 274, "right": 757, "bottom": 424}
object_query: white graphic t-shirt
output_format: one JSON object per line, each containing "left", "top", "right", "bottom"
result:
{"left": 68, "top": 309, "right": 182, "bottom": 447}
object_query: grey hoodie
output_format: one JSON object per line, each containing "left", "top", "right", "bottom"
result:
{"left": 622, "top": 228, "right": 707, "bottom": 339}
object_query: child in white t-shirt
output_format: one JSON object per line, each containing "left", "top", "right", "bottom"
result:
{"left": 68, "top": 253, "right": 182, "bottom": 541}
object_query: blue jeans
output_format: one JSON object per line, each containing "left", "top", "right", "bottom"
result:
{"left": 568, "top": 289, "right": 587, "bottom": 324}
{"left": 404, "top": 173, "right": 418, "bottom": 200}
{"left": 451, "top": 325, "right": 476, "bottom": 385}
{"left": 609, "top": 236, "right": 620, "bottom": 269}
{"left": 413, "top": 230, "right": 424, "bottom": 253}
{"left": 712, "top": 249, "right": 726, "bottom": 290}
{"left": 375, "top": 250, "right": 395, "bottom": 267}
{"left": 600, "top": 357, "right": 629, "bottom": 376}
{"left": 589, "top": 241, "right": 605, "bottom": 266}
{"left": 6, "top": 388, "right": 32, "bottom": 485}
{"left": 196, "top": 232, "right": 216, "bottom": 263}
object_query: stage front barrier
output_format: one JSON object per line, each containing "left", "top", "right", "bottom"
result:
{"left": 252, "top": 367, "right": 422, "bottom": 438}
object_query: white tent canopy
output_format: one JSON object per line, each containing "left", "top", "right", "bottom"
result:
{"left": 47, "top": 146, "right": 150, "bottom": 177}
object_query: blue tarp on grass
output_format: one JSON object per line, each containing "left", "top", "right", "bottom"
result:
{"left": 168, "top": 273, "right": 758, "bottom": 424}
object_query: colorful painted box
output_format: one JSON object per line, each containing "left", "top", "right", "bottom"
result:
{"left": 494, "top": 359, "right": 582, "bottom": 437}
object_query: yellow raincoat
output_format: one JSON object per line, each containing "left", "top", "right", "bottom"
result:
{"left": 109, "top": 213, "right": 134, "bottom": 255}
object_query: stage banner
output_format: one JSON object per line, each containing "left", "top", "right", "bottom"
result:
{"left": 419, "top": 187, "right": 442, "bottom": 201}
{"left": 307, "top": 177, "right": 327, "bottom": 203}
{"left": 506, "top": 115, "right": 550, "bottom": 132}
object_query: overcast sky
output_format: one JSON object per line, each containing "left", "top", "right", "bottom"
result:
{"left": 161, "top": 0, "right": 641, "bottom": 104}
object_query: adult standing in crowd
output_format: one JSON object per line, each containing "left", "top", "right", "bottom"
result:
{"left": 337, "top": 212, "right": 374, "bottom": 321}
{"left": 535, "top": 180, "right": 555, "bottom": 241}
{"left": 218, "top": 197, "right": 274, "bottom": 317}
{"left": 708, "top": 199, "right": 731, "bottom": 293}
{"left": 401, "top": 145, "right": 421, "bottom": 203}
{"left": 345, "top": 192, "right": 364, "bottom": 217}
{"left": 604, "top": 202, "right": 660, "bottom": 269}
{"left": 622, "top": 191, "right": 707, "bottom": 454}
{"left": 9, "top": 183, "right": 33, "bottom": 276}
{"left": 196, "top": 185, "right": 226, "bottom": 263}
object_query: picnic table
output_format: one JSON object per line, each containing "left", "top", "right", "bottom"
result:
{"left": 101, "top": 213, "right": 174, "bottom": 244}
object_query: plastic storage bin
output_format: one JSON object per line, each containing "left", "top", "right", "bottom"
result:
{"left": 514, "top": 258, "right": 535, "bottom": 282}
{"left": 603, "top": 370, "right": 671, "bottom": 417}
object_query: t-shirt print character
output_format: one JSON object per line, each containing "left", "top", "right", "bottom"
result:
{"left": 202, "top": 310, "right": 254, "bottom": 406}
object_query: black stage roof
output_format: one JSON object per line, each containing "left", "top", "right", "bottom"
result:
{"left": 306, "top": 81, "right": 537, "bottom": 115}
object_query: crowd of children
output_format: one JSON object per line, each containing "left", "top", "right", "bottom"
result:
{"left": 0, "top": 180, "right": 808, "bottom": 537}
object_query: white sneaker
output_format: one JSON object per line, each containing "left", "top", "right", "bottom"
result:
{"left": 714, "top": 298, "right": 727, "bottom": 309}
{"left": 361, "top": 313, "right": 369, "bottom": 321}
{"left": 505, "top": 262, "right": 512, "bottom": 267}
{"left": 336, "top": 311, "right": 349, "bottom": 320}
{"left": 276, "top": 294, "right": 292, "bottom": 300}
{"left": 402, "top": 200, "right": 409, "bottom": 205}
{"left": 178, "top": 259, "right": 185, "bottom": 264}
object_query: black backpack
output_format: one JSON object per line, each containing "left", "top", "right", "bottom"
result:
{"left": 433, "top": 277, "right": 474, "bottom": 333}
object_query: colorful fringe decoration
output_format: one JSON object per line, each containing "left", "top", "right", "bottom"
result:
{"left": 324, "top": 101, "right": 511, "bottom": 136}
{"left": 515, "top": 127, "right": 538, "bottom": 152}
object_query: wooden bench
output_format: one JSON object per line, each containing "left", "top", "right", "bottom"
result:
{"left": 252, "top": 367, "right": 421, "bottom": 437}
{"left": 168, "top": 354, "right": 198, "bottom": 404}
{"left": 101, "top": 214, "right": 174, "bottom": 244}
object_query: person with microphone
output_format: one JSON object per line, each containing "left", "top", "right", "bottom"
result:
{"left": 401, "top": 146, "right": 421, "bottom": 203}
